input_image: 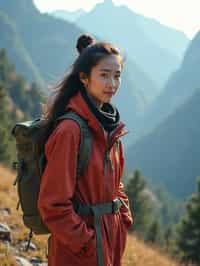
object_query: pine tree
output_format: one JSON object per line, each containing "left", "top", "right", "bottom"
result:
{"left": 0, "top": 48, "right": 15, "bottom": 82}
{"left": 176, "top": 177, "right": 200, "bottom": 265}
{"left": 146, "top": 220, "right": 163, "bottom": 245}
{"left": 0, "top": 48, "right": 43, "bottom": 166}
{"left": 0, "top": 83, "right": 11, "bottom": 164}
{"left": 125, "top": 170, "right": 154, "bottom": 237}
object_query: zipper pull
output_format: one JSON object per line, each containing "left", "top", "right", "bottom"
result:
{"left": 104, "top": 151, "right": 109, "bottom": 176}
{"left": 104, "top": 150, "right": 113, "bottom": 176}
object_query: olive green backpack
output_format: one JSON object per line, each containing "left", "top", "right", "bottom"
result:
{"left": 12, "top": 112, "right": 92, "bottom": 250}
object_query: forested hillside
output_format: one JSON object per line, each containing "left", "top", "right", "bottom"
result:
{"left": 0, "top": 48, "right": 43, "bottom": 166}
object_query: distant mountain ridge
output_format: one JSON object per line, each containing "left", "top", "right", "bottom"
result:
{"left": 75, "top": 0, "right": 189, "bottom": 88}
{"left": 50, "top": 9, "right": 85, "bottom": 22}
{"left": 132, "top": 30, "right": 200, "bottom": 144}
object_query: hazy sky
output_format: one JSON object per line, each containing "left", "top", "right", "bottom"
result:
{"left": 33, "top": 0, "right": 200, "bottom": 39}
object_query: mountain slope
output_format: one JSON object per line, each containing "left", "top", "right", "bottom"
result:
{"left": 133, "top": 30, "right": 200, "bottom": 145}
{"left": 126, "top": 89, "right": 200, "bottom": 199}
{"left": 0, "top": 0, "right": 84, "bottom": 83}
{"left": 0, "top": 47, "right": 44, "bottom": 167}
{"left": 136, "top": 15, "right": 188, "bottom": 59}
{"left": 0, "top": 11, "right": 44, "bottom": 87}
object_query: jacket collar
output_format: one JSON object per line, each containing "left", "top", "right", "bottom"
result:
{"left": 66, "top": 91, "right": 128, "bottom": 147}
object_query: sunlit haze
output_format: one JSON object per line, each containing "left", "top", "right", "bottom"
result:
{"left": 33, "top": 0, "right": 200, "bottom": 39}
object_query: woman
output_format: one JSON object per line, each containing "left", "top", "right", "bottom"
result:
{"left": 38, "top": 34, "right": 133, "bottom": 266}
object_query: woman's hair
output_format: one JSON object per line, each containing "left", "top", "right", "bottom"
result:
{"left": 43, "top": 34, "right": 123, "bottom": 139}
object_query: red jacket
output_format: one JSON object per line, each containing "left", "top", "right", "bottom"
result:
{"left": 38, "top": 91, "right": 133, "bottom": 266}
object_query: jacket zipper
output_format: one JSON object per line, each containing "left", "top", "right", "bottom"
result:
{"left": 103, "top": 137, "right": 114, "bottom": 260}
{"left": 103, "top": 133, "right": 113, "bottom": 199}
{"left": 104, "top": 150, "right": 113, "bottom": 182}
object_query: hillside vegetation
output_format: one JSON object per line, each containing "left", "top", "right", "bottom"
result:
{"left": 0, "top": 165, "right": 181, "bottom": 266}
{"left": 0, "top": 47, "right": 44, "bottom": 168}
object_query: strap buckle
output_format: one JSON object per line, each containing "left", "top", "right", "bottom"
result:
{"left": 112, "top": 198, "right": 122, "bottom": 213}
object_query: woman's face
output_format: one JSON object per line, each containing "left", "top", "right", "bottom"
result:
{"left": 80, "top": 55, "right": 122, "bottom": 108}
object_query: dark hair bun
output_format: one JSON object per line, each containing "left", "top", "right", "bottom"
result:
{"left": 76, "top": 34, "right": 95, "bottom": 54}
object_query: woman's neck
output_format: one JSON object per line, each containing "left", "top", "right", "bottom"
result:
{"left": 87, "top": 94, "right": 103, "bottom": 110}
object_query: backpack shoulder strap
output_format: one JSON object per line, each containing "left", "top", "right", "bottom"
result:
{"left": 57, "top": 112, "right": 92, "bottom": 179}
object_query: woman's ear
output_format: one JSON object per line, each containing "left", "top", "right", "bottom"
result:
{"left": 79, "top": 72, "right": 89, "bottom": 87}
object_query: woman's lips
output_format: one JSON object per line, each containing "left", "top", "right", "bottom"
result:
{"left": 104, "top": 92, "right": 114, "bottom": 96}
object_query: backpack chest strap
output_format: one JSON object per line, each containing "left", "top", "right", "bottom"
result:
{"left": 74, "top": 197, "right": 127, "bottom": 266}
{"left": 75, "top": 197, "right": 123, "bottom": 216}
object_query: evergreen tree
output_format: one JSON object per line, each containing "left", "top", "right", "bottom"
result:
{"left": 145, "top": 220, "right": 163, "bottom": 245}
{"left": 0, "top": 48, "right": 43, "bottom": 166}
{"left": 125, "top": 170, "right": 154, "bottom": 237}
{"left": 0, "top": 83, "right": 11, "bottom": 164}
{"left": 0, "top": 48, "right": 15, "bottom": 82}
{"left": 154, "top": 185, "right": 183, "bottom": 228}
{"left": 176, "top": 177, "right": 200, "bottom": 265}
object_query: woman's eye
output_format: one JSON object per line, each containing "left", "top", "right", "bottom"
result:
{"left": 115, "top": 75, "right": 121, "bottom": 79}
{"left": 101, "top": 73, "right": 108, "bottom": 77}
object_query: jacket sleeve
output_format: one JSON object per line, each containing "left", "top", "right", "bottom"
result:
{"left": 117, "top": 140, "right": 133, "bottom": 229}
{"left": 38, "top": 120, "right": 95, "bottom": 254}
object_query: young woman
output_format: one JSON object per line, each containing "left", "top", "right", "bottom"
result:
{"left": 38, "top": 34, "right": 133, "bottom": 266}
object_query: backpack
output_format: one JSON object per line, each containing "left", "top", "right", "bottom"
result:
{"left": 11, "top": 112, "right": 92, "bottom": 249}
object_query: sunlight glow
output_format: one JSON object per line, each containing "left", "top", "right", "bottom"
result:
{"left": 33, "top": 0, "right": 200, "bottom": 38}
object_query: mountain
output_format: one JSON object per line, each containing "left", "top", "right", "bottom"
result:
{"left": 50, "top": 9, "right": 85, "bottom": 22}
{"left": 0, "top": 0, "right": 161, "bottom": 141}
{"left": 0, "top": 11, "right": 44, "bottom": 87}
{"left": 76, "top": 0, "right": 189, "bottom": 88}
{"left": 131, "top": 30, "right": 200, "bottom": 146}
{"left": 125, "top": 89, "right": 200, "bottom": 199}
{"left": 0, "top": 0, "right": 83, "bottom": 83}
{"left": 136, "top": 15, "right": 188, "bottom": 59}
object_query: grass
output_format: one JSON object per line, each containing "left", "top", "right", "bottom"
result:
{"left": 122, "top": 234, "right": 181, "bottom": 266}
{"left": 0, "top": 165, "right": 48, "bottom": 265}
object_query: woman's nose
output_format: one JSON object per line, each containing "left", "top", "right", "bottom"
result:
{"left": 107, "top": 78, "right": 116, "bottom": 89}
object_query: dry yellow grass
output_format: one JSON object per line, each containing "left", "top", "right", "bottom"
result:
{"left": 0, "top": 165, "right": 182, "bottom": 266}
{"left": 122, "top": 234, "right": 181, "bottom": 266}
{"left": 0, "top": 165, "right": 48, "bottom": 265}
